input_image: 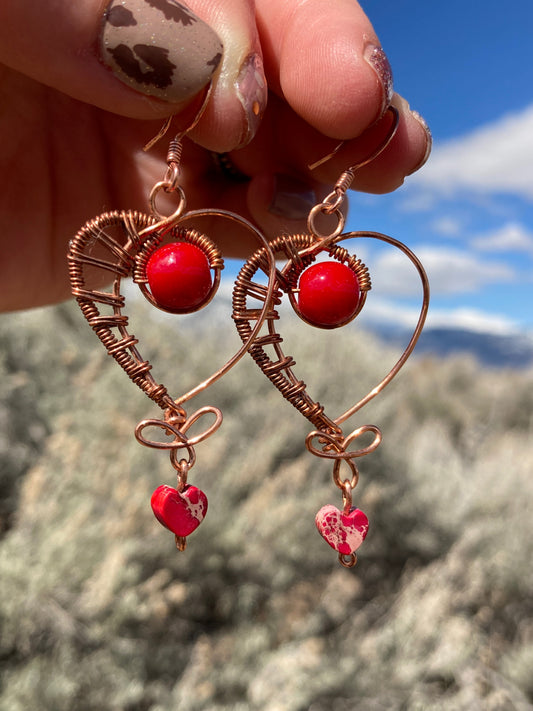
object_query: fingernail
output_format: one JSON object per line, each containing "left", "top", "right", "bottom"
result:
{"left": 99, "top": 0, "right": 223, "bottom": 103}
{"left": 364, "top": 44, "right": 394, "bottom": 118}
{"left": 235, "top": 53, "right": 268, "bottom": 147}
{"left": 269, "top": 175, "right": 316, "bottom": 220}
{"left": 408, "top": 110, "right": 432, "bottom": 173}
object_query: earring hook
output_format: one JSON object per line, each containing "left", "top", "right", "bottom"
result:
{"left": 140, "top": 81, "right": 217, "bottom": 228}
{"left": 306, "top": 106, "right": 400, "bottom": 240}
{"left": 308, "top": 105, "right": 400, "bottom": 173}
{"left": 143, "top": 81, "right": 215, "bottom": 153}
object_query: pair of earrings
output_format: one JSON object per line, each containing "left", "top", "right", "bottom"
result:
{"left": 67, "top": 106, "right": 429, "bottom": 568}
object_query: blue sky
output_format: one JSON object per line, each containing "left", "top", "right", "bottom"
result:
{"left": 349, "top": 0, "right": 533, "bottom": 335}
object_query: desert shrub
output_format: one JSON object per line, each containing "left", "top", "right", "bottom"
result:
{"left": 0, "top": 301, "right": 532, "bottom": 711}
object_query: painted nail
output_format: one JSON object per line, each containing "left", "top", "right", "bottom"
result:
{"left": 99, "top": 0, "right": 223, "bottom": 103}
{"left": 364, "top": 44, "right": 394, "bottom": 118}
{"left": 235, "top": 53, "right": 268, "bottom": 147}
{"left": 408, "top": 110, "right": 433, "bottom": 173}
{"left": 269, "top": 175, "right": 316, "bottom": 220}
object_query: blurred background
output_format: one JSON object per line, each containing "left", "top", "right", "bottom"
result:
{"left": 1, "top": 2, "right": 532, "bottom": 710}
{"left": 355, "top": 0, "right": 533, "bottom": 365}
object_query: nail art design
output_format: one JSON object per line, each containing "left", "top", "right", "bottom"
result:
{"left": 235, "top": 53, "right": 268, "bottom": 146}
{"left": 364, "top": 44, "right": 394, "bottom": 118}
{"left": 100, "top": 0, "right": 223, "bottom": 103}
{"left": 409, "top": 110, "right": 433, "bottom": 173}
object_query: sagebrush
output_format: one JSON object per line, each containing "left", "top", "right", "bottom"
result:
{"left": 1, "top": 302, "right": 532, "bottom": 711}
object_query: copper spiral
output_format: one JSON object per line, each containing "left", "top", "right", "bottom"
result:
{"left": 133, "top": 225, "right": 224, "bottom": 285}
{"left": 232, "top": 233, "right": 373, "bottom": 433}
{"left": 68, "top": 210, "right": 178, "bottom": 413}
{"left": 334, "top": 169, "right": 356, "bottom": 196}
{"left": 271, "top": 233, "right": 371, "bottom": 293}
{"left": 232, "top": 235, "right": 365, "bottom": 435}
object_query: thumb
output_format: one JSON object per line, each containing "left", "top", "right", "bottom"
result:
{"left": 0, "top": 0, "right": 263, "bottom": 149}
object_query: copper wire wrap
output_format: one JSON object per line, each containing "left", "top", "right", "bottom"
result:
{"left": 233, "top": 238, "right": 337, "bottom": 436}
{"left": 133, "top": 225, "right": 224, "bottom": 314}
{"left": 235, "top": 229, "right": 429, "bottom": 431}
{"left": 68, "top": 202, "right": 278, "bottom": 544}
{"left": 67, "top": 104, "right": 428, "bottom": 566}
{"left": 133, "top": 225, "right": 224, "bottom": 284}
{"left": 68, "top": 197, "right": 278, "bottom": 480}
{"left": 233, "top": 233, "right": 371, "bottom": 434}
{"left": 233, "top": 221, "right": 429, "bottom": 568}
{"left": 68, "top": 210, "right": 178, "bottom": 413}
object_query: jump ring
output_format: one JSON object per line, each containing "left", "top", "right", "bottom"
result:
{"left": 307, "top": 203, "right": 346, "bottom": 240}
{"left": 332, "top": 457, "right": 359, "bottom": 490}
{"left": 148, "top": 182, "right": 187, "bottom": 222}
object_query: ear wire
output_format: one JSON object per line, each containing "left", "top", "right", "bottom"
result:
{"left": 142, "top": 81, "right": 215, "bottom": 153}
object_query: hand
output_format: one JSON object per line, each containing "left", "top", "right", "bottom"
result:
{"left": 0, "top": 0, "right": 431, "bottom": 311}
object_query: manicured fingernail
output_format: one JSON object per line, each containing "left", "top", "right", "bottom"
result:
{"left": 235, "top": 53, "right": 268, "bottom": 147}
{"left": 269, "top": 175, "right": 316, "bottom": 220}
{"left": 99, "top": 0, "right": 223, "bottom": 103}
{"left": 408, "top": 110, "right": 432, "bottom": 173}
{"left": 364, "top": 44, "right": 394, "bottom": 118}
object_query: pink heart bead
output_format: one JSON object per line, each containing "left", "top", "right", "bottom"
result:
{"left": 315, "top": 505, "right": 369, "bottom": 555}
{"left": 151, "top": 484, "right": 208, "bottom": 537}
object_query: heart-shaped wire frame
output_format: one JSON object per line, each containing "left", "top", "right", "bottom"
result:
{"left": 233, "top": 230, "right": 429, "bottom": 436}
{"left": 68, "top": 208, "right": 277, "bottom": 418}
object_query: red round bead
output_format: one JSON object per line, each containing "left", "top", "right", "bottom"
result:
{"left": 297, "top": 261, "right": 360, "bottom": 327}
{"left": 146, "top": 242, "right": 213, "bottom": 313}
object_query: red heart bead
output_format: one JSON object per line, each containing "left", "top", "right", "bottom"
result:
{"left": 315, "top": 505, "right": 369, "bottom": 555}
{"left": 151, "top": 484, "right": 208, "bottom": 537}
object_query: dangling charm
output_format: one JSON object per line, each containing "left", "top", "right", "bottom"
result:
{"left": 315, "top": 505, "right": 369, "bottom": 560}
{"left": 233, "top": 106, "right": 430, "bottom": 567}
{"left": 68, "top": 116, "right": 276, "bottom": 552}
{"left": 150, "top": 446, "right": 209, "bottom": 551}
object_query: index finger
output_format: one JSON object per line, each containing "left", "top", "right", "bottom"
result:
{"left": 256, "top": 0, "right": 393, "bottom": 139}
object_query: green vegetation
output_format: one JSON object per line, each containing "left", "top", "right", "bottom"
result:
{"left": 1, "top": 302, "right": 532, "bottom": 710}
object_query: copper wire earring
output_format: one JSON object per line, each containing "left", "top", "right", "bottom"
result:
{"left": 67, "top": 94, "right": 277, "bottom": 552}
{"left": 233, "top": 107, "right": 430, "bottom": 567}
{"left": 68, "top": 99, "right": 429, "bottom": 567}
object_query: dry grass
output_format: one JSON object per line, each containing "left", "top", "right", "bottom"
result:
{"left": 1, "top": 301, "right": 532, "bottom": 711}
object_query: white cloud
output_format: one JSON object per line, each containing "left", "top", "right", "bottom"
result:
{"left": 409, "top": 104, "right": 533, "bottom": 200}
{"left": 471, "top": 222, "right": 533, "bottom": 254}
{"left": 360, "top": 297, "right": 424, "bottom": 329}
{"left": 426, "top": 308, "right": 519, "bottom": 335}
{"left": 429, "top": 216, "right": 463, "bottom": 237}
{"left": 360, "top": 298, "right": 518, "bottom": 336}
{"left": 371, "top": 246, "right": 514, "bottom": 297}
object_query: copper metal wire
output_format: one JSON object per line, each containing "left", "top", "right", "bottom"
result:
{"left": 233, "top": 225, "right": 428, "bottom": 432}
{"left": 134, "top": 225, "right": 224, "bottom": 285}
{"left": 133, "top": 225, "right": 224, "bottom": 314}
{"left": 68, "top": 202, "right": 278, "bottom": 487}
{"left": 232, "top": 233, "right": 373, "bottom": 434}
{"left": 68, "top": 210, "right": 176, "bottom": 413}
{"left": 233, "top": 239, "right": 339, "bottom": 435}
{"left": 308, "top": 105, "right": 400, "bottom": 173}
{"left": 306, "top": 106, "right": 400, "bottom": 242}
{"left": 69, "top": 101, "right": 428, "bottom": 567}
{"left": 233, "top": 207, "right": 429, "bottom": 569}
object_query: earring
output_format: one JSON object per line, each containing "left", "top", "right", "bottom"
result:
{"left": 233, "top": 107, "right": 430, "bottom": 567}
{"left": 67, "top": 95, "right": 277, "bottom": 552}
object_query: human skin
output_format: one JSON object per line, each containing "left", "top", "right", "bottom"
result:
{"left": 0, "top": 0, "right": 431, "bottom": 312}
